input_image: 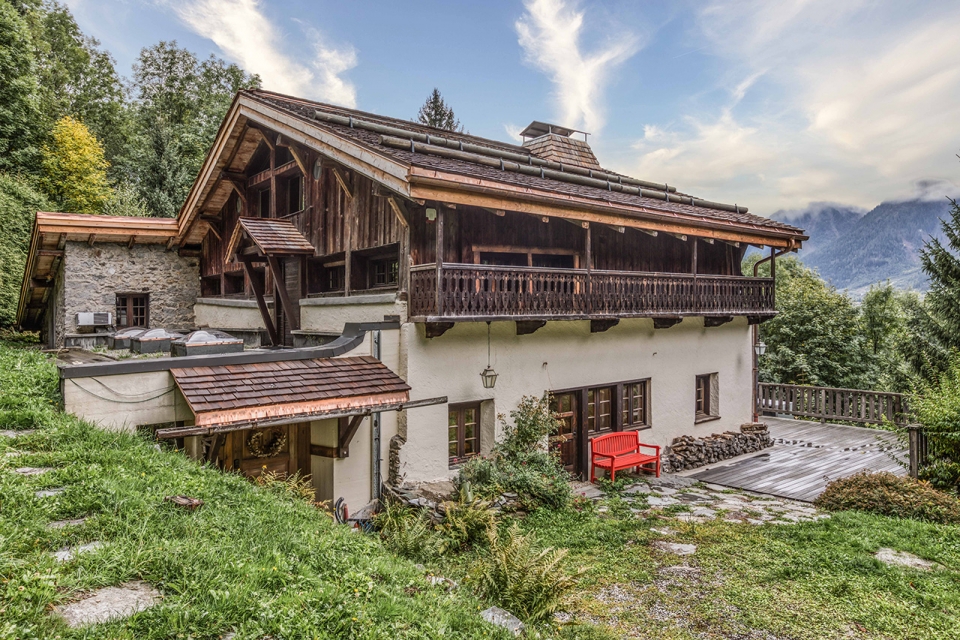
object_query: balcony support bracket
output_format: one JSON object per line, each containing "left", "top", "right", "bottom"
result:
{"left": 747, "top": 315, "right": 772, "bottom": 325}
{"left": 590, "top": 319, "right": 619, "bottom": 333}
{"left": 704, "top": 316, "right": 733, "bottom": 327}
{"left": 424, "top": 321, "right": 455, "bottom": 339}
{"left": 653, "top": 317, "right": 682, "bottom": 330}
{"left": 516, "top": 320, "right": 547, "bottom": 336}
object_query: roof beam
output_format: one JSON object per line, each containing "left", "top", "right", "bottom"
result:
{"left": 387, "top": 196, "right": 409, "bottom": 228}
{"left": 331, "top": 166, "right": 353, "bottom": 199}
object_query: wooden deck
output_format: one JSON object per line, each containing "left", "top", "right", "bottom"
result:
{"left": 690, "top": 416, "right": 906, "bottom": 502}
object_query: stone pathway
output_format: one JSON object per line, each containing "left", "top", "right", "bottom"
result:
{"left": 875, "top": 548, "right": 940, "bottom": 571}
{"left": 14, "top": 466, "right": 51, "bottom": 476}
{"left": 55, "top": 581, "right": 160, "bottom": 628}
{"left": 573, "top": 476, "right": 828, "bottom": 525}
{"left": 48, "top": 517, "right": 87, "bottom": 530}
{"left": 54, "top": 541, "right": 103, "bottom": 563}
{"left": 0, "top": 429, "right": 35, "bottom": 438}
{"left": 35, "top": 487, "right": 65, "bottom": 498}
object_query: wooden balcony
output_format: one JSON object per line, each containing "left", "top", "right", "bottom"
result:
{"left": 409, "top": 263, "right": 775, "bottom": 322}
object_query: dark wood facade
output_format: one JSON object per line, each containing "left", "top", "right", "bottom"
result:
{"left": 194, "top": 118, "right": 777, "bottom": 343}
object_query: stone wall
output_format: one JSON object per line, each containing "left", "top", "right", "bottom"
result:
{"left": 661, "top": 423, "right": 772, "bottom": 473}
{"left": 61, "top": 242, "right": 199, "bottom": 341}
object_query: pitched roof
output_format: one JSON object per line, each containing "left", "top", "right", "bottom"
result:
{"left": 17, "top": 212, "right": 179, "bottom": 330}
{"left": 225, "top": 217, "right": 315, "bottom": 260}
{"left": 247, "top": 90, "right": 805, "bottom": 239}
{"left": 171, "top": 355, "right": 411, "bottom": 428}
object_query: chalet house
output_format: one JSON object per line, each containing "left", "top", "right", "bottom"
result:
{"left": 17, "top": 89, "right": 806, "bottom": 512}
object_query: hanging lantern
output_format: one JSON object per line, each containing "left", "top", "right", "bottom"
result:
{"left": 479, "top": 322, "right": 498, "bottom": 389}
{"left": 754, "top": 341, "right": 767, "bottom": 357}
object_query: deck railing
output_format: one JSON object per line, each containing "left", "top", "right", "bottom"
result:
{"left": 757, "top": 382, "right": 908, "bottom": 426}
{"left": 409, "top": 263, "right": 775, "bottom": 320}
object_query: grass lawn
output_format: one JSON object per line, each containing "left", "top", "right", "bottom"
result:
{"left": 2, "top": 338, "right": 959, "bottom": 639}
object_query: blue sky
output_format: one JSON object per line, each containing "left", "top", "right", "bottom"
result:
{"left": 66, "top": 0, "right": 960, "bottom": 216}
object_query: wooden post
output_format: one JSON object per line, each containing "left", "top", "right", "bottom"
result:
{"left": 691, "top": 239, "right": 699, "bottom": 312}
{"left": 344, "top": 184, "right": 354, "bottom": 297}
{"left": 242, "top": 260, "right": 279, "bottom": 345}
{"left": 267, "top": 256, "right": 299, "bottom": 331}
{"left": 584, "top": 223, "right": 592, "bottom": 315}
{"left": 435, "top": 205, "right": 444, "bottom": 317}
{"left": 907, "top": 424, "right": 921, "bottom": 478}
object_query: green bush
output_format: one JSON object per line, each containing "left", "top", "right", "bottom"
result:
{"left": 438, "top": 488, "right": 496, "bottom": 551}
{"left": 374, "top": 500, "right": 442, "bottom": 561}
{"left": 458, "top": 395, "right": 572, "bottom": 510}
{"left": 910, "top": 353, "right": 960, "bottom": 491}
{"left": 814, "top": 471, "right": 960, "bottom": 524}
{"left": 470, "top": 523, "right": 579, "bottom": 622}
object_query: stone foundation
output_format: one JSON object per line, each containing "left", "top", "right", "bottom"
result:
{"left": 661, "top": 423, "right": 772, "bottom": 473}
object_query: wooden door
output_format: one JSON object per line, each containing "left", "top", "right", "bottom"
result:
{"left": 224, "top": 424, "right": 311, "bottom": 479}
{"left": 550, "top": 393, "right": 578, "bottom": 473}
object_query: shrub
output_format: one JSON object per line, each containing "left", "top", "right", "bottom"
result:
{"left": 910, "top": 353, "right": 960, "bottom": 491}
{"left": 458, "top": 395, "right": 572, "bottom": 510}
{"left": 438, "top": 488, "right": 496, "bottom": 551}
{"left": 814, "top": 471, "right": 960, "bottom": 525}
{"left": 470, "top": 523, "right": 579, "bottom": 622}
{"left": 253, "top": 470, "right": 317, "bottom": 504}
{"left": 374, "top": 500, "right": 442, "bottom": 561}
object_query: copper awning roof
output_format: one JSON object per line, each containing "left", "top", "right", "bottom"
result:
{"left": 225, "top": 217, "right": 315, "bottom": 260}
{"left": 169, "top": 355, "right": 411, "bottom": 430}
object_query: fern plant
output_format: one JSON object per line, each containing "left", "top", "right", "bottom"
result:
{"left": 470, "top": 523, "right": 579, "bottom": 621}
{"left": 374, "top": 501, "right": 442, "bottom": 561}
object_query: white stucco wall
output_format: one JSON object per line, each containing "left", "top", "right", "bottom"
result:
{"left": 194, "top": 298, "right": 270, "bottom": 330}
{"left": 299, "top": 293, "right": 406, "bottom": 334}
{"left": 396, "top": 317, "right": 754, "bottom": 484}
{"left": 61, "top": 371, "right": 192, "bottom": 431}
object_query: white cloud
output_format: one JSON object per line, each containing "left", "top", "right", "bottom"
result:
{"left": 626, "top": 0, "right": 960, "bottom": 213}
{"left": 166, "top": 0, "right": 357, "bottom": 107}
{"left": 515, "top": 0, "right": 640, "bottom": 133}
{"left": 503, "top": 123, "right": 524, "bottom": 143}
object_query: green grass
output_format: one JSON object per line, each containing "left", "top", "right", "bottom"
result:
{"left": 3, "top": 337, "right": 960, "bottom": 639}
{"left": 0, "top": 341, "right": 510, "bottom": 639}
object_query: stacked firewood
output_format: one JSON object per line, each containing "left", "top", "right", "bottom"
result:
{"left": 661, "top": 423, "right": 772, "bottom": 473}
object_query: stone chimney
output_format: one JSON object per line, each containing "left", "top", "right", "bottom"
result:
{"left": 519, "top": 121, "right": 601, "bottom": 170}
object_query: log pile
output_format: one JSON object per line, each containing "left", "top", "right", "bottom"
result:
{"left": 661, "top": 423, "right": 772, "bottom": 473}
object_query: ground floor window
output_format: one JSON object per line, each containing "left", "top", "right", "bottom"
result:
{"left": 448, "top": 402, "right": 481, "bottom": 466}
{"left": 695, "top": 373, "right": 720, "bottom": 422}
{"left": 622, "top": 381, "right": 649, "bottom": 429}
{"left": 116, "top": 293, "right": 149, "bottom": 328}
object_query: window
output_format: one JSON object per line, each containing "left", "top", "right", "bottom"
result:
{"left": 449, "top": 403, "right": 481, "bottom": 466}
{"left": 372, "top": 258, "right": 399, "bottom": 287}
{"left": 695, "top": 373, "right": 719, "bottom": 422}
{"left": 587, "top": 387, "right": 613, "bottom": 433}
{"left": 116, "top": 293, "right": 148, "bottom": 328}
{"left": 622, "top": 381, "right": 648, "bottom": 428}
{"left": 327, "top": 266, "right": 345, "bottom": 292}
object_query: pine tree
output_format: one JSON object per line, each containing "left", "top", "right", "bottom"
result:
{"left": 416, "top": 88, "right": 463, "bottom": 132}
{"left": 919, "top": 197, "right": 960, "bottom": 358}
{"left": 40, "top": 115, "right": 112, "bottom": 214}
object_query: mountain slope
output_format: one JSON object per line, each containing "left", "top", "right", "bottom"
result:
{"left": 776, "top": 199, "right": 952, "bottom": 296}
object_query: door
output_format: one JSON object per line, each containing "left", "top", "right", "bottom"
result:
{"left": 224, "top": 423, "right": 311, "bottom": 479}
{"left": 550, "top": 393, "right": 579, "bottom": 473}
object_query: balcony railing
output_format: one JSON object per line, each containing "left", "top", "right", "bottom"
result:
{"left": 409, "top": 263, "right": 775, "bottom": 320}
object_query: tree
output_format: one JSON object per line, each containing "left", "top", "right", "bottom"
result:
{"left": 126, "top": 42, "right": 259, "bottom": 217}
{"left": 417, "top": 88, "right": 462, "bottom": 132}
{"left": 747, "top": 255, "right": 872, "bottom": 389}
{"left": 0, "top": 173, "right": 50, "bottom": 327}
{"left": 919, "top": 197, "right": 960, "bottom": 362}
{"left": 0, "top": 1, "right": 43, "bottom": 174}
{"left": 910, "top": 352, "right": 960, "bottom": 491}
{"left": 40, "top": 115, "right": 112, "bottom": 214}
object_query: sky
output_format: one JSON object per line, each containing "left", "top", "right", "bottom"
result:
{"left": 65, "top": 0, "right": 960, "bottom": 217}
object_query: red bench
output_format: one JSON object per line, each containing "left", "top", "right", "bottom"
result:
{"left": 590, "top": 431, "right": 661, "bottom": 482}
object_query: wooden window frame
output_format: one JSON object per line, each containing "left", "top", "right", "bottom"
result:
{"left": 448, "top": 402, "right": 481, "bottom": 467}
{"left": 371, "top": 257, "right": 399, "bottom": 288}
{"left": 621, "top": 380, "right": 650, "bottom": 430}
{"left": 116, "top": 292, "right": 149, "bottom": 329}
{"left": 695, "top": 373, "right": 720, "bottom": 423}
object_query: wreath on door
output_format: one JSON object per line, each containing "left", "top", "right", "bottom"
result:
{"left": 247, "top": 427, "right": 287, "bottom": 458}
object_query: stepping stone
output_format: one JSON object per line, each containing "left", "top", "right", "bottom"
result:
{"left": 481, "top": 606, "right": 524, "bottom": 636}
{"left": 874, "top": 548, "right": 939, "bottom": 571}
{"left": 646, "top": 496, "right": 680, "bottom": 507}
{"left": 701, "top": 482, "right": 730, "bottom": 492}
{"left": 14, "top": 467, "right": 50, "bottom": 476}
{"left": 0, "top": 430, "right": 34, "bottom": 438}
{"left": 675, "top": 492, "right": 713, "bottom": 503}
{"left": 625, "top": 483, "right": 652, "bottom": 494}
{"left": 56, "top": 581, "right": 160, "bottom": 628}
{"left": 48, "top": 518, "right": 87, "bottom": 530}
{"left": 35, "top": 487, "right": 65, "bottom": 498}
{"left": 673, "top": 513, "right": 710, "bottom": 523}
{"left": 647, "top": 475, "right": 698, "bottom": 489}
{"left": 652, "top": 486, "right": 677, "bottom": 495}
{"left": 691, "top": 507, "right": 717, "bottom": 518}
{"left": 4, "top": 451, "right": 23, "bottom": 458}
{"left": 658, "top": 565, "right": 701, "bottom": 579}
{"left": 652, "top": 541, "right": 697, "bottom": 556}
{"left": 54, "top": 541, "right": 103, "bottom": 562}
{"left": 650, "top": 527, "right": 678, "bottom": 536}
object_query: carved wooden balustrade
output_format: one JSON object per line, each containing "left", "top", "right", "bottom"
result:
{"left": 409, "top": 263, "right": 775, "bottom": 320}
{"left": 757, "top": 383, "right": 908, "bottom": 426}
